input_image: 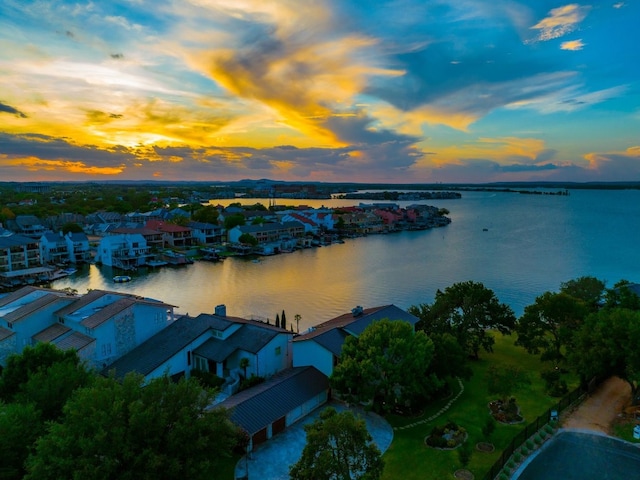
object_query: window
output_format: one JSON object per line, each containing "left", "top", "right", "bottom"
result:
{"left": 275, "top": 346, "right": 281, "bottom": 356}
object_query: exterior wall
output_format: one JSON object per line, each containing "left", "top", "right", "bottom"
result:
{"left": 91, "top": 322, "right": 118, "bottom": 366}
{"left": 255, "top": 334, "right": 292, "bottom": 377}
{"left": 114, "top": 310, "right": 136, "bottom": 359}
{"left": 285, "top": 390, "right": 329, "bottom": 427}
{"left": 292, "top": 340, "right": 334, "bottom": 377}
{"left": 131, "top": 303, "right": 173, "bottom": 346}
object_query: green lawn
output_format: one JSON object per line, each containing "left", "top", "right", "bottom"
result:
{"left": 382, "top": 333, "right": 577, "bottom": 480}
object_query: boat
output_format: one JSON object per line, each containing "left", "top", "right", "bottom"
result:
{"left": 113, "top": 275, "right": 132, "bottom": 283}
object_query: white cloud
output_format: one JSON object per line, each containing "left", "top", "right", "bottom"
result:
{"left": 531, "top": 4, "right": 590, "bottom": 41}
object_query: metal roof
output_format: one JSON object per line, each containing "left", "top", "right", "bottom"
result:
{"left": 103, "top": 314, "right": 232, "bottom": 379}
{"left": 0, "top": 326, "right": 15, "bottom": 341}
{"left": 53, "top": 331, "right": 95, "bottom": 351}
{"left": 3, "top": 294, "right": 72, "bottom": 323}
{"left": 217, "top": 366, "right": 329, "bottom": 435}
{"left": 33, "top": 323, "right": 71, "bottom": 343}
{"left": 194, "top": 324, "right": 279, "bottom": 362}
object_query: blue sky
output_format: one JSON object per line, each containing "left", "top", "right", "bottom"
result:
{"left": 1, "top": 1, "right": 638, "bottom": 183}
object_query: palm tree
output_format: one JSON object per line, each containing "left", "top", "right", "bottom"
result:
{"left": 239, "top": 357, "right": 250, "bottom": 379}
{"left": 294, "top": 314, "right": 302, "bottom": 333}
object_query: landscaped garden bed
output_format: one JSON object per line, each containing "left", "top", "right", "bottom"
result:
{"left": 425, "top": 421, "right": 468, "bottom": 449}
{"left": 489, "top": 397, "right": 524, "bottom": 424}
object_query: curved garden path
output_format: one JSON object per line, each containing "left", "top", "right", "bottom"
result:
{"left": 394, "top": 378, "right": 464, "bottom": 431}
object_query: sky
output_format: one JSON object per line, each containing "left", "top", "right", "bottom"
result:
{"left": 1, "top": 1, "right": 639, "bottom": 184}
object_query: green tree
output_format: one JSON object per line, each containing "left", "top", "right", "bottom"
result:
{"left": 428, "top": 333, "right": 473, "bottom": 381}
{"left": 238, "top": 232, "right": 258, "bottom": 246}
{"left": 224, "top": 214, "right": 246, "bottom": 230}
{"left": 15, "top": 359, "right": 94, "bottom": 421}
{"left": 25, "top": 373, "right": 237, "bottom": 480}
{"left": 604, "top": 280, "right": 640, "bottom": 310}
{"left": 331, "top": 319, "right": 439, "bottom": 413}
{"left": 239, "top": 357, "right": 250, "bottom": 379}
{"left": 515, "top": 291, "right": 588, "bottom": 366}
{"left": 192, "top": 205, "right": 219, "bottom": 224}
{"left": 281, "top": 310, "right": 287, "bottom": 330}
{"left": 0, "top": 343, "right": 82, "bottom": 402}
{"left": 295, "top": 314, "right": 302, "bottom": 333}
{"left": 570, "top": 308, "right": 640, "bottom": 403}
{"left": 409, "top": 281, "right": 515, "bottom": 359}
{"left": 61, "top": 222, "right": 84, "bottom": 234}
{"left": 486, "top": 364, "right": 530, "bottom": 402}
{"left": 0, "top": 402, "right": 44, "bottom": 480}
{"left": 559, "top": 276, "right": 606, "bottom": 312}
{"left": 289, "top": 407, "right": 384, "bottom": 480}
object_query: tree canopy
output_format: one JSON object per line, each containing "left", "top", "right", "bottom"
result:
{"left": 25, "top": 373, "right": 238, "bottom": 480}
{"left": 570, "top": 308, "right": 640, "bottom": 404}
{"left": 289, "top": 407, "right": 384, "bottom": 480}
{"left": 515, "top": 291, "right": 589, "bottom": 366}
{"left": 330, "top": 319, "right": 440, "bottom": 413}
{"left": 559, "top": 276, "right": 606, "bottom": 312}
{"left": 409, "top": 281, "right": 515, "bottom": 359}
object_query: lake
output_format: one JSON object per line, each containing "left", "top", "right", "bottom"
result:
{"left": 50, "top": 189, "right": 640, "bottom": 332}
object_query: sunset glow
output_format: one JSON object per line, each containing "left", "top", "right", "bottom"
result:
{"left": 1, "top": 1, "right": 638, "bottom": 183}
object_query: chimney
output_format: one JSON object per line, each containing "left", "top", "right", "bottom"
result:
{"left": 215, "top": 304, "right": 226, "bottom": 317}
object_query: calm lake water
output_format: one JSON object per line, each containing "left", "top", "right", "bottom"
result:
{"left": 51, "top": 189, "right": 640, "bottom": 332}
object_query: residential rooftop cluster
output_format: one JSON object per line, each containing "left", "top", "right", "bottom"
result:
{"left": 1, "top": 200, "right": 451, "bottom": 285}
{"left": 0, "top": 284, "right": 417, "bottom": 452}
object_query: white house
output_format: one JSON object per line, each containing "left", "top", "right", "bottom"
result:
{"left": 39, "top": 232, "right": 69, "bottom": 265}
{"left": 65, "top": 232, "right": 91, "bottom": 263}
{"left": 95, "top": 233, "right": 149, "bottom": 269}
{"left": 105, "top": 305, "right": 293, "bottom": 388}
{"left": 53, "top": 289, "right": 176, "bottom": 368}
{"left": 293, "top": 304, "right": 420, "bottom": 377}
{"left": 0, "top": 286, "right": 176, "bottom": 368}
{"left": 0, "top": 287, "right": 76, "bottom": 364}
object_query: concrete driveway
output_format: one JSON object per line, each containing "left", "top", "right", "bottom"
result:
{"left": 234, "top": 401, "right": 394, "bottom": 480}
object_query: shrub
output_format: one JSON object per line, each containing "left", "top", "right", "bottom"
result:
{"left": 526, "top": 439, "right": 534, "bottom": 449}
{"left": 507, "top": 460, "right": 515, "bottom": 469}
{"left": 190, "top": 369, "right": 225, "bottom": 389}
{"left": 513, "top": 452, "right": 522, "bottom": 463}
{"left": 239, "top": 374, "right": 265, "bottom": 392}
{"left": 521, "top": 446, "right": 529, "bottom": 456}
{"left": 458, "top": 441, "right": 472, "bottom": 467}
{"left": 482, "top": 417, "right": 497, "bottom": 440}
{"left": 544, "top": 424, "right": 554, "bottom": 435}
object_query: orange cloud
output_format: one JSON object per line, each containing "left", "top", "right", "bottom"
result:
{"left": 560, "top": 39, "right": 585, "bottom": 51}
{"left": 7, "top": 156, "right": 124, "bottom": 175}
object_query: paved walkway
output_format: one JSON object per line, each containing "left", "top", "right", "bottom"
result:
{"left": 234, "top": 401, "right": 394, "bottom": 480}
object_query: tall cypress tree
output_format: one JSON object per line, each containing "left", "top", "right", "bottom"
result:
{"left": 275, "top": 313, "right": 280, "bottom": 328}
{"left": 281, "top": 310, "right": 287, "bottom": 330}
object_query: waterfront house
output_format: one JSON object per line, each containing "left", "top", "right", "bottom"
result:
{"left": 110, "top": 227, "right": 165, "bottom": 251}
{"left": 145, "top": 220, "right": 194, "bottom": 248}
{"left": 40, "top": 231, "right": 91, "bottom": 265}
{"left": 188, "top": 221, "right": 224, "bottom": 246}
{"left": 65, "top": 232, "right": 91, "bottom": 263}
{"left": 95, "top": 233, "right": 150, "bottom": 270}
{"left": 7, "top": 215, "right": 47, "bottom": 238}
{"left": 104, "top": 305, "right": 292, "bottom": 387}
{"left": 0, "top": 287, "right": 76, "bottom": 365}
{"left": 39, "top": 232, "right": 69, "bottom": 265}
{"left": 216, "top": 366, "right": 329, "bottom": 452}
{"left": 227, "top": 221, "right": 304, "bottom": 249}
{"left": 292, "top": 304, "right": 420, "bottom": 377}
{"left": 0, "top": 234, "right": 48, "bottom": 287}
{"left": 0, "top": 286, "right": 176, "bottom": 368}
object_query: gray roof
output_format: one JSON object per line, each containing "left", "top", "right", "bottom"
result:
{"left": 0, "top": 234, "right": 38, "bottom": 248}
{"left": 194, "top": 324, "right": 279, "bottom": 362}
{"left": 80, "top": 297, "right": 136, "bottom": 329}
{"left": 0, "top": 326, "right": 15, "bottom": 341}
{"left": 0, "top": 286, "right": 40, "bottom": 308}
{"left": 309, "top": 328, "right": 350, "bottom": 357}
{"left": 103, "top": 314, "right": 231, "bottom": 379}
{"left": 217, "top": 366, "right": 329, "bottom": 435}
{"left": 3, "top": 294, "right": 72, "bottom": 323}
{"left": 33, "top": 323, "right": 71, "bottom": 343}
{"left": 294, "top": 304, "right": 419, "bottom": 350}
{"left": 54, "top": 331, "right": 95, "bottom": 351}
